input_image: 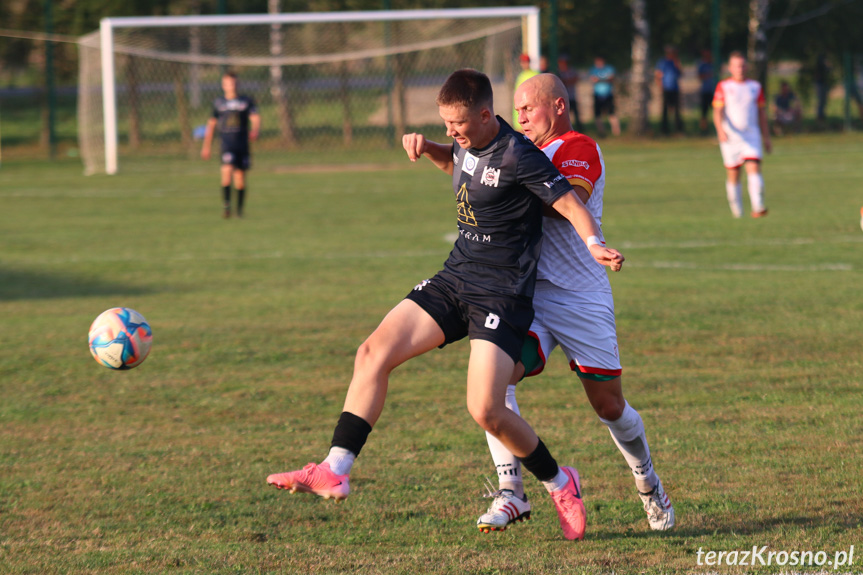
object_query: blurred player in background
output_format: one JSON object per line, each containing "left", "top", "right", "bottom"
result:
{"left": 201, "top": 71, "right": 261, "bottom": 218}
{"left": 713, "top": 52, "right": 771, "bottom": 218}
{"left": 266, "top": 68, "right": 625, "bottom": 542}
{"left": 475, "top": 73, "right": 674, "bottom": 536}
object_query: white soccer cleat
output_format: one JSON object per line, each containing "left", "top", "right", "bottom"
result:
{"left": 638, "top": 478, "right": 675, "bottom": 531}
{"left": 477, "top": 484, "right": 531, "bottom": 533}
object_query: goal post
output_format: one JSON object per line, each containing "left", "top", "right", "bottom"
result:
{"left": 79, "top": 7, "right": 541, "bottom": 175}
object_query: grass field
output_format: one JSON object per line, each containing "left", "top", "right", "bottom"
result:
{"left": 1, "top": 133, "right": 862, "bottom": 574}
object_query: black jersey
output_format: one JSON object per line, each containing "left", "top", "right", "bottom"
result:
{"left": 212, "top": 95, "right": 257, "bottom": 151}
{"left": 443, "top": 117, "right": 572, "bottom": 297}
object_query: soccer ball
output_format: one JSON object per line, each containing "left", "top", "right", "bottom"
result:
{"left": 88, "top": 307, "right": 153, "bottom": 369}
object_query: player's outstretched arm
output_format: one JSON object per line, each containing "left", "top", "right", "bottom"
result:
{"left": 402, "top": 133, "right": 454, "bottom": 175}
{"left": 201, "top": 118, "right": 218, "bottom": 160}
{"left": 551, "top": 190, "right": 625, "bottom": 271}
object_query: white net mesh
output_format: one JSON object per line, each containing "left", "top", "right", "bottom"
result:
{"left": 77, "top": 13, "right": 530, "bottom": 174}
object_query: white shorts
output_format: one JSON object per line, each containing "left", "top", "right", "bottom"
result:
{"left": 719, "top": 130, "right": 762, "bottom": 168}
{"left": 525, "top": 281, "right": 622, "bottom": 379}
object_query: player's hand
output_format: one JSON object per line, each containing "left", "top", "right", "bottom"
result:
{"left": 201, "top": 147, "right": 210, "bottom": 160}
{"left": 402, "top": 133, "right": 427, "bottom": 162}
{"left": 589, "top": 244, "right": 625, "bottom": 272}
{"left": 717, "top": 130, "right": 728, "bottom": 143}
{"left": 250, "top": 130, "right": 259, "bottom": 142}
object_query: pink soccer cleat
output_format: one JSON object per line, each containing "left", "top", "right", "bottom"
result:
{"left": 267, "top": 462, "right": 350, "bottom": 501}
{"left": 550, "top": 466, "right": 586, "bottom": 541}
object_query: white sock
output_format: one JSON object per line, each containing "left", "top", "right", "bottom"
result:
{"left": 726, "top": 180, "right": 743, "bottom": 217}
{"left": 485, "top": 385, "right": 524, "bottom": 497}
{"left": 542, "top": 467, "right": 570, "bottom": 493}
{"left": 323, "top": 446, "right": 355, "bottom": 476}
{"left": 600, "top": 401, "right": 658, "bottom": 493}
{"left": 747, "top": 172, "right": 765, "bottom": 212}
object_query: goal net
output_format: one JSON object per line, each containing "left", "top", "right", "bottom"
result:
{"left": 77, "top": 8, "right": 539, "bottom": 174}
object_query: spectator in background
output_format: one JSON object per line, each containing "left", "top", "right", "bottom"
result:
{"left": 557, "top": 54, "right": 584, "bottom": 132}
{"left": 697, "top": 49, "right": 716, "bottom": 133}
{"left": 539, "top": 55, "right": 550, "bottom": 74}
{"left": 655, "top": 45, "right": 684, "bottom": 134}
{"left": 846, "top": 56, "right": 863, "bottom": 121}
{"left": 815, "top": 53, "right": 830, "bottom": 124}
{"left": 589, "top": 56, "right": 620, "bottom": 137}
{"left": 514, "top": 54, "right": 540, "bottom": 128}
{"left": 772, "top": 81, "right": 802, "bottom": 135}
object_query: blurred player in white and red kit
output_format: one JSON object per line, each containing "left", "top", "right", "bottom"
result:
{"left": 475, "top": 73, "right": 675, "bottom": 535}
{"left": 713, "top": 51, "right": 771, "bottom": 218}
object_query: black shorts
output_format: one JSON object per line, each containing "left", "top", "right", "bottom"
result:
{"left": 220, "top": 149, "right": 251, "bottom": 171}
{"left": 594, "top": 94, "right": 615, "bottom": 117}
{"left": 404, "top": 271, "right": 534, "bottom": 363}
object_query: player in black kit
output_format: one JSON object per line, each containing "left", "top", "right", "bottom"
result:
{"left": 266, "top": 69, "right": 624, "bottom": 541}
{"left": 201, "top": 72, "right": 261, "bottom": 218}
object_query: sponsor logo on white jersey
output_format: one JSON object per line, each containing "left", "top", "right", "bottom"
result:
{"left": 481, "top": 166, "right": 500, "bottom": 187}
{"left": 462, "top": 151, "right": 478, "bottom": 176}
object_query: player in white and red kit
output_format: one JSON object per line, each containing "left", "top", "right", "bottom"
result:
{"left": 713, "top": 51, "right": 772, "bottom": 218}
{"left": 475, "top": 74, "right": 674, "bottom": 535}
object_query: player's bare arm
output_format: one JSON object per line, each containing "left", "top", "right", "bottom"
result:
{"left": 713, "top": 105, "right": 727, "bottom": 143}
{"left": 758, "top": 106, "right": 772, "bottom": 153}
{"left": 250, "top": 113, "right": 262, "bottom": 142}
{"left": 551, "top": 190, "right": 624, "bottom": 271}
{"left": 200, "top": 118, "right": 218, "bottom": 160}
{"left": 402, "top": 133, "right": 454, "bottom": 174}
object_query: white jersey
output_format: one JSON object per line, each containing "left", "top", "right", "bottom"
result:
{"left": 537, "top": 131, "right": 611, "bottom": 294}
{"left": 714, "top": 79, "right": 766, "bottom": 166}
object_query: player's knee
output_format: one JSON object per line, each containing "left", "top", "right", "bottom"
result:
{"left": 466, "top": 401, "right": 504, "bottom": 434}
{"left": 594, "top": 397, "right": 625, "bottom": 421}
{"left": 353, "top": 338, "right": 395, "bottom": 376}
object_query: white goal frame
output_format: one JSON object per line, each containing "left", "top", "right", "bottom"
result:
{"left": 95, "top": 7, "right": 540, "bottom": 174}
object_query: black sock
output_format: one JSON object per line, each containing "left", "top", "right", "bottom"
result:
{"left": 517, "top": 438, "right": 559, "bottom": 482}
{"left": 236, "top": 188, "right": 245, "bottom": 213}
{"left": 222, "top": 185, "right": 231, "bottom": 207}
{"left": 330, "top": 411, "right": 373, "bottom": 457}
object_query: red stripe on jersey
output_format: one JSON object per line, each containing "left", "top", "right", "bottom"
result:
{"left": 569, "top": 360, "right": 622, "bottom": 376}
